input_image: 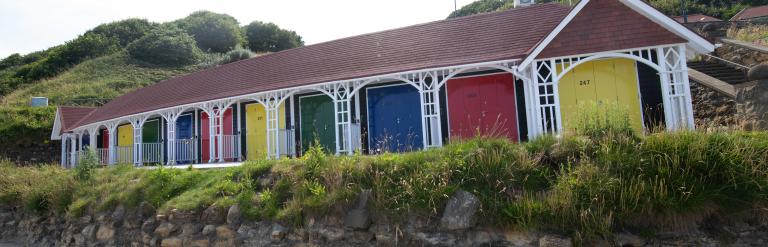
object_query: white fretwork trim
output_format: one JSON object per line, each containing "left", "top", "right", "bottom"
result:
{"left": 527, "top": 44, "right": 695, "bottom": 137}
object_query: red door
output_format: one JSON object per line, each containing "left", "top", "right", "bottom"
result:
{"left": 102, "top": 129, "right": 110, "bottom": 149}
{"left": 201, "top": 108, "right": 234, "bottom": 162}
{"left": 447, "top": 73, "right": 518, "bottom": 141}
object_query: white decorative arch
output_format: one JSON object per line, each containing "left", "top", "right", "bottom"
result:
{"left": 552, "top": 52, "right": 662, "bottom": 83}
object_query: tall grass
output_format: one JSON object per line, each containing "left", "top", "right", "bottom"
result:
{"left": 727, "top": 24, "right": 768, "bottom": 46}
{"left": 1, "top": 109, "right": 767, "bottom": 242}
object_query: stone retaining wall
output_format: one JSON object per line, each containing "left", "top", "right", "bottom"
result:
{"left": 2, "top": 190, "right": 768, "bottom": 246}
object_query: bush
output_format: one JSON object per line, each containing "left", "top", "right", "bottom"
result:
{"left": 222, "top": 48, "right": 253, "bottom": 64}
{"left": 175, "top": 11, "right": 243, "bottom": 53}
{"left": 127, "top": 25, "right": 203, "bottom": 67}
{"left": 86, "top": 18, "right": 157, "bottom": 46}
{"left": 243, "top": 21, "right": 304, "bottom": 52}
{"left": 75, "top": 148, "right": 98, "bottom": 181}
{"left": 14, "top": 33, "right": 119, "bottom": 82}
{"left": 0, "top": 53, "right": 23, "bottom": 70}
{"left": 0, "top": 106, "right": 56, "bottom": 147}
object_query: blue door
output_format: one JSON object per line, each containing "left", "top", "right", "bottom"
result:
{"left": 367, "top": 84, "right": 423, "bottom": 152}
{"left": 175, "top": 114, "right": 194, "bottom": 163}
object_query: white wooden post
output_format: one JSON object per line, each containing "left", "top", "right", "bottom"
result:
{"left": 108, "top": 125, "right": 117, "bottom": 166}
{"left": 417, "top": 73, "right": 443, "bottom": 149}
{"left": 70, "top": 133, "right": 78, "bottom": 167}
{"left": 677, "top": 44, "right": 695, "bottom": 129}
{"left": 60, "top": 134, "right": 68, "bottom": 168}
{"left": 217, "top": 111, "right": 225, "bottom": 163}
{"left": 164, "top": 114, "right": 177, "bottom": 165}
{"left": 207, "top": 109, "right": 216, "bottom": 163}
{"left": 133, "top": 121, "right": 143, "bottom": 166}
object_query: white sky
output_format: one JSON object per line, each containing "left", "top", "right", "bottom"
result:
{"left": 0, "top": 0, "right": 478, "bottom": 58}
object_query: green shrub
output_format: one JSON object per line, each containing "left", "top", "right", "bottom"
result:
{"left": 87, "top": 18, "right": 157, "bottom": 46}
{"left": 0, "top": 53, "right": 23, "bottom": 70}
{"left": 222, "top": 48, "right": 253, "bottom": 64}
{"left": 14, "top": 33, "right": 119, "bottom": 82}
{"left": 175, "top": 11, "right": 243, "bottom": 53}
{"left": 127, "top": 25, "right": 202, "bottom": 66}
{"left": 243, "top": 21, "right": 303, "bottom": 52}
{"left": 75, "top": 148, "right": 98, "bottom": 181}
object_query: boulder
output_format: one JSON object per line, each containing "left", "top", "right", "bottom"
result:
{"left": 616, "top": 233, "right": 646, "bottom": 247}
{"left": 202, "top": 225, "right": 216, "bottom": 236}
{"left": 81, "top": 225, "right": 97, "bottom": 241}
{"left": 161, "top": 237, "right": 182, "bottom": 247}
{"left": 95, "top": 225, "right": 115, "bottom": 241}
{"left": 141, "top": 218, "right": 157, "bottom": 234}
{"left": 440, "top": 190, "right": 480, "bottom": 230}
{"left": 216, "top": 225, "right": 236, "bottom": 239}
{"left": 226, "top": 205, "right": 241, "bottom": 226}
{"left": 271, "top": 223, "right": 288, "bottom": 241}
{"left": 748, "top": 64, "right": 768, "bottom": 81}
{"left": 154, "top": 223, "right": 178, "bottom": 238}
{"left": 539, "top": 234, "right": 572, "bottom": 247}
{"left": 180, "top": 223, "right": 202, "bottom": 236}
{"left": 344, "top": 189, "right": 372, "bottom": 230}
{"left": 201, "top": 205, "right": 227, "bottom": 224}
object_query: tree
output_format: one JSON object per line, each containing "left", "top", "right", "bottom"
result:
{"left": 447, "top": 0, "right": 513, "bottom": 18}
{"left": 243, "top": 21, "right": 304, "bottom": 52}
{"left": 175, "top": 11, "right": 244, "bottom": 53}
{"left": 86, "top": 18, "right": 157, "bottom": 47}
{"left": 127, "top": 25, "right": 202, "bottom": 66}
{"left": 0, "top": 54, "right": 23, "bottom": 70}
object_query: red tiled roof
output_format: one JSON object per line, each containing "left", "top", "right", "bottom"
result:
{"left": 58, "top": 106, "right": 96, "bottom": 133}
{"left": 672, "top": 13, "right": 721, "bottom": 23}
{"left": 731, "top": 5, "right": 768, "bottom": 21}
{"left": 538, "top": 0, "right": 687, "bottom": 58}
{"left": 74, "top": 3, "right": 572, "bottom": 127}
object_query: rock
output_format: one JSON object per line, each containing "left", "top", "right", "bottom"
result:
{"left": 413, "top": 232, "right": 457, "bottom": 246}
{"left": 216, "top": 225, "right": 236, "bottom": 239}
{"left": 202, "top": 225, "right": 216, "bottom": 236}
{"left": 154, "top": 223, "right": 178, "bottom": 238}
{"left": 169, "top": 209, "right": 196, "bottom": 224}
{"left": 112, "top": 205, "right": 126, "bottom": 223}
{"left": 139, "top": 201, "right": 156, "bottom": 218}
{"left": 226, "top": 205, "right": 241, "bottom": 226}
{"left": 749, "top": 64, "right": 768, "bottom": 81}
{"left": 370, "top": 225, "right": 394, "bottom": 244}
{"left": 81, "top": 225, "right": 97, "bottom": 241}
{"left": 156, "top": 214, "right": 168, "bottom": 222}
{"left": 96, "top": 225, "right": 115, "bottom": 241}
{"left": 161, "top": 237, "right": 182, "bottom": 247}
{"left": 271, "top": 223, "right": 288, "bottom": 241}
{"left": 141, "top": 218, "right": 158, "bottom": 234}
{"left": 539, "top": 234, "right": 572, "bottom": 247}
{"left": 440, "top": 190, "right": 480, "bottom": 230}
{"left": 187, "top": 238, "right": 210, "bottom": 247}
{"left": 180, "top": 223, "right": 202, "bottom": 236}
{"left": 201, "top": 205, "right": 227, "bottom": 224}
{"left": 504, "top": 230, "right": 537, "bottom": 246}
{"left": 318, "top": 227, "right": 344, "bottom": 242}
{"left": 616, "top": 233, "right": 646, "bottom": 247}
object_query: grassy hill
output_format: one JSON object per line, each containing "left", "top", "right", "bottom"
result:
{"left": 2, "top": 52, "right": 199, "bottom": 107}
{"left": 0, "top": 12, "right": 298, "bottom": 164}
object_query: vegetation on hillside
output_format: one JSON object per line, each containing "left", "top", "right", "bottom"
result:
{"left": 0, "top": 11, "right": 303, "bottom": 164}
{"left": 728, "top": 24, "right": 768, "bottom": 45}
{"left": 2, "top": 109, "right": 767, "bottom": 242}
{"left": 447, "top": 0, "right": 768, "bottom": 20}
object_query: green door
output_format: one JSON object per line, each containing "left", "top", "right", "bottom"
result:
{"left": 142, "top": 120, "right": 160, "bottom": 143}
{"left": 299, "top": 95, "right": 335, "bottom": 154}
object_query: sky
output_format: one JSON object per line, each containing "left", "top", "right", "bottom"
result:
{"left": 0, "top": 0, "right": 478, "bottom": 58}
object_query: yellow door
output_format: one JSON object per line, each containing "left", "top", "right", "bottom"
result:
{"left": 245, "top": 103, "right": 286, "bottom": 160}
{"left": 557, "top": 58, "right": 643, "bottom": 133}
{"left": 117, "top": 124, "right": 133, "bottom": 163}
